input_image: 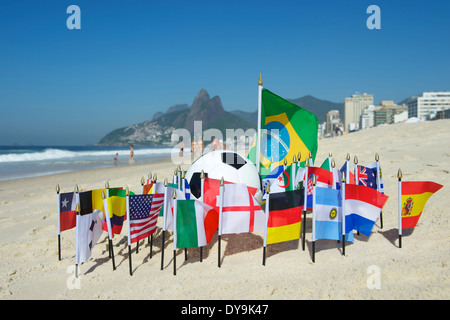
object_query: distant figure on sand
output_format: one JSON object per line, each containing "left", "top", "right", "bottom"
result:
{"left": 178, "top": 137, "right": 184, "bottom": 157}
{"left": 129, "top": 145, "right": 135, "bottom": 165}
{"left": 114, "top": 153, "right": 118, "bottom": 167}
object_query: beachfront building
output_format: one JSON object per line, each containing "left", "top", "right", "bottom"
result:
{"left": 407, "top": 92, "right": 450, "bottom": 120}
{"left": 360, "top": 101, "right": 408, "bottom": 129}
{"left": 374, "top": 100, "right": 408, "bottom": 126}
{"left": 325, "top": 110, "right": 340, "bottom": 135}
{"left": 360, "top": 105, "right": 377, "bottom": 130}
{"left": 344, "top": 93, "right": 373, "bottom": 132}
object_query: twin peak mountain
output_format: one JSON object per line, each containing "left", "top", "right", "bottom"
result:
{"left": 97, "top": 89, "right": 343, "bottom": 146}
{"left": 97, "top": 89, "right": 254, "bottom": 146}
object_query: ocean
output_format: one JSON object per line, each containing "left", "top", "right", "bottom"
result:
{"left": 0, "top": 145, "right": 175, "bottom": 181}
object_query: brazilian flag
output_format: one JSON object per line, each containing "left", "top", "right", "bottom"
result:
{"left": 248, "top": 88, "right": 318, "bottom": 177}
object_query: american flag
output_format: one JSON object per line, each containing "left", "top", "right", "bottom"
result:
{"left": 129, "top": 193, "right": 164, "bottom": 243}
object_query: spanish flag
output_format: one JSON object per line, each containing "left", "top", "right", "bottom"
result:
{"left": 401, "top": 181, "right": 443, "bottom": 229}
{"left": 266, "top": 189, "right": 303, "bottom": 245}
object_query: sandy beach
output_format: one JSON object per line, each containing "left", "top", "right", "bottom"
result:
{"left": 0, "top": 119, "right": 449, "bottom": 300}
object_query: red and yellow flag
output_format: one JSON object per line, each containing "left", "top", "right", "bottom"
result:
{"left": 401, "top": 181, "right": 443, "bottom": 229}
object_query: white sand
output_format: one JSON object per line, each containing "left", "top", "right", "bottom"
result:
{"left": 0, "top": 119, "right": 449, "bottom": 300}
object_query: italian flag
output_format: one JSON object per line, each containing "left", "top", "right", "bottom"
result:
{"left": 174, "top": 199, "right": 218, "bottom": 249}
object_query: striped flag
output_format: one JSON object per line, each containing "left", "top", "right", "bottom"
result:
{"left": 59, "top": 191, "right": 77, "bottom": 232}
{"left": 344, "top": 184, "right": 388, "bottom": 236}
{"left": 174, "top": 199, "right": 218, "bottom": 249}
{"left": 266, "top": 189, "right": 303, "bottom": 245}
{"left": 314, "top": 186, "right": 354, "bottom": 242}
{"left": 400, "top": 181, "right": 443, "bottom": 229}
{"left": 129, "top": 193, "right": 164, "bottom": 243}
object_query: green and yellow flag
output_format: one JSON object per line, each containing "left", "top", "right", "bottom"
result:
{"left": 249, "top": 88, "right": 319, "bottom": 177}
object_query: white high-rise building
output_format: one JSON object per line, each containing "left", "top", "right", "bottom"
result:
{"left": 407, "top": 92, "right": 450, "bottom": 120}
{"left": 344, "top": 93, "right": 374, "bottom": 132}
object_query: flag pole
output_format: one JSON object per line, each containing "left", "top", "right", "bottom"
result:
{"left": 263, "top": 182, "right": 270, "bottom": 266}
{"left": 218, "top": 177, "right": 224, "bottom": 268}
{"left": 182, "top": 170, "right": 187, "bottom": 261}
{"left": 397, "top": 169, "right": 403, "bottom": 248}
{"left": 56, "top": 184, "right": 61, "bottom": 261}
{"left": 376, "top": 153, "right": 383, "bottom": 229}
{"left": 311, "top": 175, "right": 317, "bottom": 263}
{"left": 75, "top": 202, "right": 80, "bottom": 278}
{"left": 125, "top": 186, "right": 133, "bottom": 276}
{"left": 256, "top": 74, "right": 263, "bottom": 174}
{"left": 354, "top": 156, "right": 360, "bottom": 236}
{"left": 172, "top": 189, "right": 178, "bottom": 276}
{"left": 302, "top": 158, "right": 309, "bottom": 251}
{"left": 161, "top": 178, "right": 168, "bottom": 270}
{"left": 200, "top": 170, "right": 205, "bottom": 262}
{"left": 74, "top": 185, "right": 80, "bottom": 278}
{"left": 341, "top": 171, "right": 346, "bottom": 256}
{"left": 102, "top": 189, "right": 116, "bottom": 271}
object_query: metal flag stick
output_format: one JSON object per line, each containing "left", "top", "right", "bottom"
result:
{"left": 262, "top": 182, "right": 270, "bottom": 266}
{"left": 125, "top": 186, "right": 133, "bottom": 276}
{"left": 341, "top": 171, "right": 346, "bottom": 256}
{"left": 56, "top": 184, "right": 61, "bottom": 261}
{"left": 398, "top": 169, "right": 403, "bottom": 248}
{"left": 218, "top": 177, "right": 224, "bottom": 268}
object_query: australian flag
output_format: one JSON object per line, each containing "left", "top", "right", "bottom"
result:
{"left": 357, "top": 165, "right": 377, "bottom": 189}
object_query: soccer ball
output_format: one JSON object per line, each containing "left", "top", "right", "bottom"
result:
{"left": 185, "top": 150, "right": 263, "bottom": 203}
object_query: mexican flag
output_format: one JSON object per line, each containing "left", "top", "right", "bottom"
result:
{"left": 174, "top": 199, "right": 218, "bottom": 249}
{"left": 248, "top": 88, "right": 319, "bottom": 177}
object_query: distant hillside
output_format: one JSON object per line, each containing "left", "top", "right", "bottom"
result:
{"left": 97, "top": 90, "right": 343, "bottom": 146}
{"left": 97, "top": 89, "right": 255, "bottom": 146}
{"left": 231, "top": 95, "right": 343, "bottom": 125}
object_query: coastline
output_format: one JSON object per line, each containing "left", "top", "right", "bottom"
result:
{"left": 0, "top": 119, "right": 449, "bottom": 300}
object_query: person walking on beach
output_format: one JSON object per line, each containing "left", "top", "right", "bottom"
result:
{"left": 114, "top": 153, "right": 118, "bottom": 167}
{"left": 129, "top": 145, "right": 135, "bottom": 165}
{"left": 178, "top": 137, "right": 184, "bottom": 157}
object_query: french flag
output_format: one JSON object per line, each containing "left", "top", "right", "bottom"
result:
{"left": 344, "top": 184, "right": 389, "bottom": 237}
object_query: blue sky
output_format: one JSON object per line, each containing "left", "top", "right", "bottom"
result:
{"left": 1, "top": 0, "right": 449, "bottom": 145}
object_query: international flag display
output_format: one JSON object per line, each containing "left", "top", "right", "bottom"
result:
{"left": 219, "top": 183, "right": 265, "bottom": 234}
{"left": 77, "top": 190, "right": 106, "bottom": 264}
{"left": 305, "top": 166, "right": 334, "bottom": 210}
{"left": 314, "top": 186, "right": 354, "bottom": 242}
{"left": 366, "top": 162, "right": 384, "bottom": 193}
{"left": 129, "top": 193, "right": 164, "bottom": 243}
{"left": 400, "top": 181, "right": 443, "bottom": 229}
{"left": 59, "top": 191, "right": 77, "bottom": 232}
{"left": 339, "top": 162, "right": 355, "bottom": 187}
{"left": 248, "top": 88, "right": 319, "bottom": 176}
{"left": 203, "top": 177, "right": 257, "bottom": 213}
{"left": 356, "top": 165, "right": 377, "bottom": 189}
{"left": 175, "top": 200, "right": 218, "bottom": 249}
{"left": 344, "top": 184, "right": 389, "bottom": 236}
{"left": 266, "top": 189, "right": 303, "bottom": 245}
{"left": 104, "top": 188, "right": 130, "bottom": 236}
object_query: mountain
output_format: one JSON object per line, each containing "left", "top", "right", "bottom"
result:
{"left": 97, "top": 89, "right": 343, "bottom": 146}
{"left": 287, "top": 95, "right": 343, "bottom": 123}
{"left": 231, "top": 95, "right": 343, "bottom": 125}
{"left": 97, "top": 89, "right": 255, "bottom": 146}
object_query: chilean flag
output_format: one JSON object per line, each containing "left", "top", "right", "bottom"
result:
{"left": 344, "top": 184, "right": 389, "bottom": 236}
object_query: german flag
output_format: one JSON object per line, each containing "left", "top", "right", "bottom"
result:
{"left": 401, "top": 181, "right": 443, "bottom": 229}
{"left": 267, "top": 189, "right": 303, "bottom": 245}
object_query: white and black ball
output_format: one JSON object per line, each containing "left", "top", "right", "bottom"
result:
{"left": 186, "top": 150, "right": 262, "bottom": 203}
